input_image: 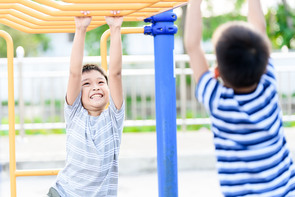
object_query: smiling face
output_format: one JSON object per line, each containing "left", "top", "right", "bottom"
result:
{"left": 81, "top": 70, "right": 109, "bottom": 116}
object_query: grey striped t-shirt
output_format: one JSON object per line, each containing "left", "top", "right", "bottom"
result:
{"left": 54, "top": 92, "right": 125, "bottom": 197}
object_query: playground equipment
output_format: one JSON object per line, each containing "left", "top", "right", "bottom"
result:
{"left": 0, "top": 1, "right": 187, "bottom": 196}
{"left": 0, "top": 0, "right": 186, "bottom": 33}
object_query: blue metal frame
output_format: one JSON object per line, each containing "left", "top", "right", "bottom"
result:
{"left": 144, "top": 10, "right": 178, "bottom": 197}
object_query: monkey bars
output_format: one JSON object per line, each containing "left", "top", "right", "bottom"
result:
{"left": 0, "top": 0, "right": 187, "bottom": 33}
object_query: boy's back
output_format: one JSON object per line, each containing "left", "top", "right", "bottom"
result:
{"left": 197, "top": 60, "right": 295, "bottom": 196}
{"left": 185, "top": 0, "right": 295, "bottom": 196}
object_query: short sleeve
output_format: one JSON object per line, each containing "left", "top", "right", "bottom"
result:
{"left": 108, "top": 96, "right": 125, "bottom": 140}
{"left": 196, "top": 71, "right": 220, "bottom": 113}
{"left": 64, "top": 92, "right": 83, "bottom": 124}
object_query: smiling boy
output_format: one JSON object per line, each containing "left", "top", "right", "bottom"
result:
{"left": 47, "top": 11, "right": 125, "bottom": 197}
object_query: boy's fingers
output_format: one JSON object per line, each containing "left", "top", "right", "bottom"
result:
{"left": 80, "top": 11, "right": 90, "bottom": 15}
{"left": 110, "top": 10, "right": 121, "bottom": 15}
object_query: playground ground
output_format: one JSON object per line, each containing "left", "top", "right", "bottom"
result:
{"left": 1, "top": 127, "right": 295, "bottom": 197}
{"left": 0, "top": 169, "right": 222, "bottom": 197}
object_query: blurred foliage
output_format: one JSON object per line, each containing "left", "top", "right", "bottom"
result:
{"left": 266, "top": 3, "right": 295, "bottom": 50}
{"left": 179, "top": 0, "right": 295, "bottom": 51}
{"left": 202, "top": 14, "right": 246, "bottom": 41}
{"left": 0, "top": 24, "right": 50, "bottom": 57}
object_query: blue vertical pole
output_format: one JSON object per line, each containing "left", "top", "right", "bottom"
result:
{"left": 144, "top": 10, "right": 178, "bottom": 197}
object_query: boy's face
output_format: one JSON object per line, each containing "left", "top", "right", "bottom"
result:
{"left": 81, "top": 70, "right": 109, "bottom": 114}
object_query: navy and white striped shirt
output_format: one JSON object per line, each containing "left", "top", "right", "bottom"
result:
{"left": 196, "top": 60, "right": 295, "bottom": 196}
{"left": 54, "top": 92, "right": 125, "bottom": 197}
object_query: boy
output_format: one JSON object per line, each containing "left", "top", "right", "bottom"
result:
{"left": 185, "top": 0, "right": 295, "bottom": 196}
{"left": 47, "top": 11, "right": 124, "bottom": 197}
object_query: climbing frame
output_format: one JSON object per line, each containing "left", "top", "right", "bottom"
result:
{"left": 0, "top": 0, "right": 187, "bottom": 33}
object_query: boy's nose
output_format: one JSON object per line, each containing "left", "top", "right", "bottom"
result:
{"left": 92, "top": 85, "right": 100, "bottom": 90}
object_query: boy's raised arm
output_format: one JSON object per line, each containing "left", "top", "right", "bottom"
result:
{"left": 105, "top": 12, "right": 124, "bottom": 110}
{"left": 184, "top": 0, "right": 209, "bottom": 83}
{"left": 66, "top": 12, "right": 92, "bottom": 105}
{"left": 248, "top": 0, "right": 266, "bottom": 36}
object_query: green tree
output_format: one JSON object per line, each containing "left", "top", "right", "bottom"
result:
{"left": 178, "top": 2, "right": 246, "bottom": 53}
{"left": 0, "top": 25, "right": 50, "bottom": 57}
{"left": 179, "top": 0, "right": 295, "bottom": 51}
{"left": 266, "top": 1, "right": 295, "bottom": 49}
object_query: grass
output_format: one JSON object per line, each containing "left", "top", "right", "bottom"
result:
{"left": 1, "top": 120, "right": 295, "bottom": 136}
{"left": 0, "top": 124, "right": 210, "bottom": 136}
{"left": 1, "top": 96, "right": 295, "bottom": 135}
{"left": 283, "top": 121, "right": 295, "bottom": 128}
{"left": 0, "top": 115, "right": 65, "bottom": 136}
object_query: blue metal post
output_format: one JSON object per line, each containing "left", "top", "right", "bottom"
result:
{"left": 144, "top": 10, "right": 178, "bottom": 197}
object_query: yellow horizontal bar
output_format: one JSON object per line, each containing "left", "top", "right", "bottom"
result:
{"left": 0, "top": 0, "right": 150, "bottom": 11}
{"left": 0, "top": 10, "right": 144, "bottom": 25}
{"left": 122, "top": 27, "right": 145, "bottom": 34}
{"left": 0, "top": 18, "right": 99, "bottom": 33}
{"left": 128, "top": 12, "right": 150, "bottom": 17}
{"left": 15, "top": 169, "right": 60, "bottom": 177}
{"left": 0, "top": 1, "right": 187, "bottom": 33}
{"left": 0, "top": 14, "right": 106, "bottom": 28}
{"left": 0, "top": 5, "right": 70, "bottom": 21}
{"left": 0, "top": 18, "right": 100, "bottom": 29}
{"left": 0, "top": 4, "right": 131, "bottom": 17}
{"left": 140, "top": 8, "right": 163, "bottom": 12}
{"left": 150, "top": 2, "right": 175, "bottom": 8}
{"left": 161, "top": 0, "right": 187, "bottom": 1}
{"left": 63, "top": 0, "right": 161, "bottom": 3}
{"left": 62, "top": 0, "right": 187, "bottom": 3}
{"left": 0, "top": 7, "right": 137, "bottom": 23}
{"left": 0, "top": 10, "right": 72, "bottom": 25}
{"left": 156, "top": 0, "right": 187, "bottom": 8}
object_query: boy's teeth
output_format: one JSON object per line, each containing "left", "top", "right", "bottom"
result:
{"left": 91, "top": 95, "right": 102, "bottom": 99}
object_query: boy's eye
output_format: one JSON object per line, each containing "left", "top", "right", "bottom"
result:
{"left": 99, "top": 81, "right": 104, "bottom": 84}
{"left": 83, "top": 82, "right": 90, "bottom": 86}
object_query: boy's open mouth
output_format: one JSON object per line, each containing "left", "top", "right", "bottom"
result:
{"left": 90, "top": 93, "right": 103, "bottom": 99}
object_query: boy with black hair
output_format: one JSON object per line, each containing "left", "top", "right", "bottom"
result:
{"left": 47, "top": 11, "right": 125, "bottom": 197}
{"left": 185, "top": 0, "right": 295, "bottom": 196}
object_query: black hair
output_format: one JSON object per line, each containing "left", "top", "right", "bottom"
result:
{"left": 82, "top": 64, "right": 108, "bottom": 84}
{"left": 214, "top": 22, "right": 270, "bottom": 88}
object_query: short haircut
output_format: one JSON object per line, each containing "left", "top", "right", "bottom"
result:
{"left": 82, "top": 64, "right": 108, "bottom": 84}
{"left": 213, "top": 21, "right": 270, "bottom": 88}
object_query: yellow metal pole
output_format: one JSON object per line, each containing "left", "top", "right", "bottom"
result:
{"left": 100, "top": 30, "right": 110, "bottom": 71}
{"left": 0, "top": 1, "right": 149, "bottom": 11}
{"left": 63, "top": 0, "right": 161, "bottom": 3}
{"left": 15, "top": 169, "right": 60, "bottom": 177}
{"left": 100, "top": 27, "right": 144, "bottom": 71}
{"left": 0, "top": 30, "right": 16, "bottom": 197}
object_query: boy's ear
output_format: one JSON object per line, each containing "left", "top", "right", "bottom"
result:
{"left": 214, "top": 67, "right": 220, "bottom": 79}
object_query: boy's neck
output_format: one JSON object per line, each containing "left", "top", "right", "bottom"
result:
{"left": 233, "top": 83, "right": 258, "bottom": 94}
{"left": 223, "top": 81, "right": 258, "bottom": 94}
{"left": 88, "top": 110, "right": 104, "bottom": 117}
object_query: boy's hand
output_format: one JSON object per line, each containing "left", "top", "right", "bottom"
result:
{"left": 75, "top": 11, "right": 92, "bottom": 30}
{"left": 105, "top": 11, "right": 123, "bottom": 28}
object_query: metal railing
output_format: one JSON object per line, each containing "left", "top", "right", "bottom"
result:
{"left": 1, "top": 52, "right": 295, "bottom": 135}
